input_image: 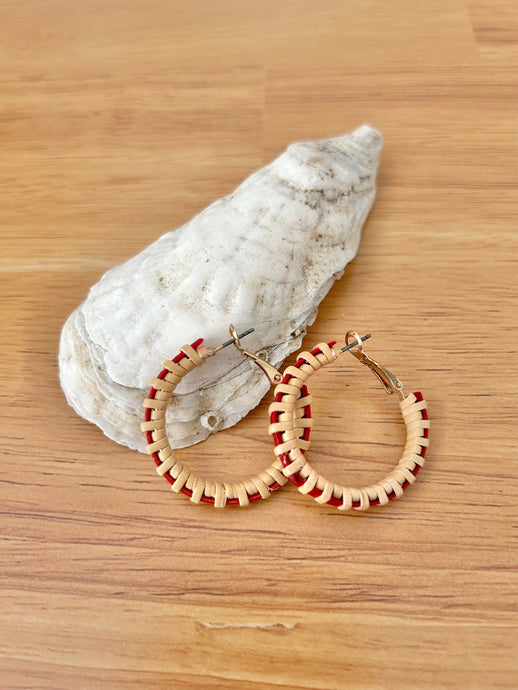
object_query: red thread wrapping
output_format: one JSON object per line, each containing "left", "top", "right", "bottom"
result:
{"left": 272, "top": 344, "right": 427, "bottom": 507}
{"left": 144, "top": 339, "right": 312, "bottom": 505}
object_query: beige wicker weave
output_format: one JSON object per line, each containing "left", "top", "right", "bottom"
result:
{"left": 268, "top": 334, "right": 429, "bottom": 510}
{"left": 141, "top": 338, "right": 312, "bottom": 507}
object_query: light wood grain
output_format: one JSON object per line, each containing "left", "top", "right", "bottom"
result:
{"left": 1, "top": 1, "right": 517, "bottom": 688}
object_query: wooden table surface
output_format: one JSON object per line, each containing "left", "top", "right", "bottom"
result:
{"left": 1, "top": 1, "right": 517, "bottom": 688}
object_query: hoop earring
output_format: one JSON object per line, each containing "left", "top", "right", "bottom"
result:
{"left": 141, "top": 325, "right": 312, "bottom": 507}
{"left": 268, "top": 331, "right": 429, "bottom": 511}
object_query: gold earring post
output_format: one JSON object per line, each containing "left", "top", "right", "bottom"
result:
{"left": 200, "top": 327, "right": 254, "bottom": 359}
{"left": 339, "top": 333, "right": 371, "bottom": 352}
{"left": 214, "top": 327, "right": 254, "bottom": 352}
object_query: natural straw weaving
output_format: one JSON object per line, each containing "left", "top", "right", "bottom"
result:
{"left": 142, "top": 339, "right": 313, "bottom": 507}
{"left": 269, "top": 342, "right": 429, "bottom": 510}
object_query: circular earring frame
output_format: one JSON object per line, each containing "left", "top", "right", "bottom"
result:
{"left": 269, "top": 335, "right": 429, "bottom": 511}
{"left": 142, "top": 337, "right": 313, "bottom": 507}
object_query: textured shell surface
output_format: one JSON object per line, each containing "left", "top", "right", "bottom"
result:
{"left": 59, "top": 124, "right": 383, "bottom": 451}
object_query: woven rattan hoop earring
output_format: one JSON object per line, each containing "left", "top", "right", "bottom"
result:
{"left": 141, "top": 326, "right": 312, "bottom": 507}
{"left": 268, "top": 330, "right": 429, "bottom": 511}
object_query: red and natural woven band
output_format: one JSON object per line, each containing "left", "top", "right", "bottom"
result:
{"left": 269, "top": 342, "right": 429, "bottom": 510}
{"left": 142, "top": 339, "right": 312, "bottom": 506}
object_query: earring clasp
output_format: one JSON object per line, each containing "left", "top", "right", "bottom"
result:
{"left": 229, "top": 324, "right": 282, "bottom": 384}
{"left": 344, "top": 330, "right": 405, "bottom": 398}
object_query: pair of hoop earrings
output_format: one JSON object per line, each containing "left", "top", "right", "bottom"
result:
{"left": 142, "top": 326, "right": 429, "bottom": 510}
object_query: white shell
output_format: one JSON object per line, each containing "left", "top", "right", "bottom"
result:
{"left": 59, "top": 124, "right": 382, "bottom": 451}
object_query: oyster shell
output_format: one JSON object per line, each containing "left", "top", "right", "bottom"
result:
{"left": 59, "top": 124, "right": 383, "bottom": 451}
